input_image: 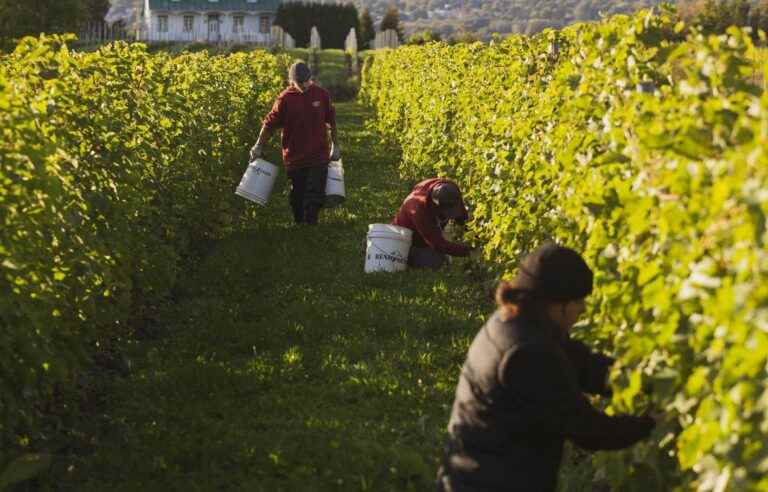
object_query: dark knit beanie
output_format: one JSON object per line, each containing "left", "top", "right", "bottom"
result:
{"left": 289, "top": 62, "right": 312, "bottom": 83}
{"left": 509, "top": 243, "right": 593, "bottom": 301}
{"left": 432, "top": 181, "right": 461, "bottom": 208}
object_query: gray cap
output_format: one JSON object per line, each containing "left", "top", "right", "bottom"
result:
{"left": 289, "top": 62, "right": 312, "bottom": 83}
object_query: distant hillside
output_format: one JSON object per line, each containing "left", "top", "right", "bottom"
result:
{"left": 355, "top": 0, "right": 665, "bottom": 38}
{"left": 106, "top": 0, "right": 666, "bottom": 39}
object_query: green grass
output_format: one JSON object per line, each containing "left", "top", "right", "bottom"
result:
{"left": 283, "top": 48, "right": 311, "bottom": 62}
{"left": 313, "top": 49, "right": 357, "bottom": 100}
{"left": 275, "top": 48, "right": 356, "bottom": 100}
{"left": 316, "top": 48, "right": 347, "bottom": 63}
{"left": 37, "top": 102, "right": 492, "bottom": 492}
{"left": 316, "top": 49, "right": 348, "bottom": 85}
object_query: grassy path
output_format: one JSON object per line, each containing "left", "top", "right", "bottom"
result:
{"left": 53, "top": 102, "right": 491, "bottom": 491}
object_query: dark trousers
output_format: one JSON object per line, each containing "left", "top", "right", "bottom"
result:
{"left": 287, "top": 165, "right": 328, "bottom": 225}
{"left": 408, "top": 246, "right": 447, "bottom": 270}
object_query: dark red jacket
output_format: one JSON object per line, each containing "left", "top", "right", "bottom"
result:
{"left": 392, "top": 178, "right": 470, "bottom": 257}
{"left": 262, "top": 84, "right": 336, "bottom": 169}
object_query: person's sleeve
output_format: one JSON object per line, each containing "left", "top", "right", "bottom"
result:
{"left": 562, "top": 338, "right": 615, "bottom": 397}
{"left": 262, "top": 96, "right": 285, "bottom": 130}
{"left": 499, "top": 345, "right": 655, "bottom": 451}
{"left": 325, "top": 92, "right": 336, "bottom": 127}
{"left": 409, "top": 205, "right": 470, "bottom": 256}
{"left": 569, "top": 414, "right": 656, "bottom": 451}
{"left": 455, "top": 196, "right": 470, "bottom": 225}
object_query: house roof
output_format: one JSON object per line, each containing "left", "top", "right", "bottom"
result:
{"left": 148, "top": 0, "right": 280, "bottom": 12}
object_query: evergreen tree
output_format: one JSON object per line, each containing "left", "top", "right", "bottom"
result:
{"left": 358, "top": 8, "right": 375, "bottom": 49}
{"left": 84, "top": 0, "right": 111, "bottom": 23}
{"left": 274, "top": 2, "right": 359, "bottom": 49}
{"left": 0, "top": 0, "right": 86, "bottom": 39}
{"left": 380, "top": 5, "right": 404, "bottom": 41}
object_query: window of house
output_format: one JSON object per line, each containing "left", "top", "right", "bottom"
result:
{"left": 183, "top": 15, "right": 194, "bottom": 33}
{"left": 158, "top": 15, "right": 168, "bottom": 33}
{"left": 233, "top": 15, "right": 244, "bottom": 33}
{"left": 259, "top": 15, "right": 270, "bottom": 34}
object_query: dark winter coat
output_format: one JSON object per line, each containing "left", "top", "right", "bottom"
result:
{"left": 438, "top": 310, "right": 655, "bottom": 492}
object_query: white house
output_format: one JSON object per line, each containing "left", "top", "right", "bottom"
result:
{"left": 141, "top": 0, "right": 280, "bottom": 43}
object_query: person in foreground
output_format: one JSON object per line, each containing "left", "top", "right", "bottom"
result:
{"left": 392, "top": 178, "right": 472, "bottom": 269}
{"left": 437, "top": 243, "right": 656, "bottom": 492}
{"left": 250, "top": 61, "right": 339, "bottom": 225}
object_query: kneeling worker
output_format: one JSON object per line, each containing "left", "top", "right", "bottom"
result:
{"left": 392, "top": 178, "right": 472, "bottom": 269}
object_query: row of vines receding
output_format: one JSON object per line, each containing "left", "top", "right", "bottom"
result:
{"left": 0, "top": 35, "right": 287, "bottom": 460}
{"left": 361, "top": 9, "right": 768, "bottom": 491}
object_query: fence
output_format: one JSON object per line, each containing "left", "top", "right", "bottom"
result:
{"left": 141, "top": 29, "right": 273, "bottom": 45}
{"left": 373, "top": 29, "right": 399, "bottom": 50}
{"left": 77, "top": 21, "right": 135, "bottom": 45}
{"left": 345, "top": 27, "right": 359, "bottom": 74}
{"left": 271, "top": 26, "right": 296, "bottom": 49}
{"left": 78, "top": 21, "right": 275, "bottom": 46}
{"left": 310, "top": 26, "right": 322, "bottom": 49}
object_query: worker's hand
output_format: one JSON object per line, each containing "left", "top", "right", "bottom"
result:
{"left": 647, "top": 410, "right": 670, "bottom": 426}
{"left": 249, "top": 143, "right": 263, "bottom": 161}
{"left": 330, "top": 142, "right": 341, "bottom": 161}
{"left": 469, "top": 245, "right": 482, "bottom": 260}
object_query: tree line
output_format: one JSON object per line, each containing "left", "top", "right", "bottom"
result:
{"left": 0, "top": 0, "right": 403, "bottom": 50}
{"left": 273, "top": 2, "right": 404, "bottom": 49}
{"left": 678, "top": 0, "right": 768, "bottom": 35}
{"left": 0, "top": 0, "right": 109, "bottom": 40}
{"left": 4, "top": 0, "right": 768, "bottom": 49}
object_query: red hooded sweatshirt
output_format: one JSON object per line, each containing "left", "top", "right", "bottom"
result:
{"left": 392, "top": 178, "right": 471, "bottom": 257}
{"left": 262, "top": 83, "right": 336, "bottom": 169}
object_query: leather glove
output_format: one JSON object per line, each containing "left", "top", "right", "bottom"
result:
{"left": 330, "top": 142, "right": 341, "bottom": 161}
{"left": 249, "top": 143, "right": 263, "bottom": 161}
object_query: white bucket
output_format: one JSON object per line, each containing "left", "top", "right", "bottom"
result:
{"left": 325, "top": 159, "right": 346, "bottom": 207}
{"left": 365, "top": 224, "right": 413, "bottom": 273}
{"left": 235, "top": 158, "right": 279, "bottom": 206}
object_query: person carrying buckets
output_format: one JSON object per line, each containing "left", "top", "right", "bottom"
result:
{"left": 437, "top": 243, "right": 657, "bottom": 492}
{"left": 250, "top": 61, "right": 339, "bottom": 225}
{"left": 391, "top": 178, "right": 472, "bottom": 269}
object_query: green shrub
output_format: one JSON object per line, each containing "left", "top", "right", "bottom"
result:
{"left": 407, "top": 30, "right": 442, "bottom": 46}
{"left": 0, "top": 35, "right": 286, "bottom": 459}
{"left": 362, "top": 10, "right": 768, "bottom": 490}
{"left": 322, "top": 78, "right": 359, "bottom": 101}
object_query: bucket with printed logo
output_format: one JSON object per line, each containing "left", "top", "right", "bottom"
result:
{"left": 235, "top": 158, "right": 278, "bottom": 206}
{"left": 365, "top": 224, "right": 413, "bottom": 273}
{"left": 325, "top": 159, "right": 346, "bottom": 207}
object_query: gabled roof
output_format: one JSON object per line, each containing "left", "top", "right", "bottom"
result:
{"left": 148, "top": 0, "right": 280, "bottom": 12}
